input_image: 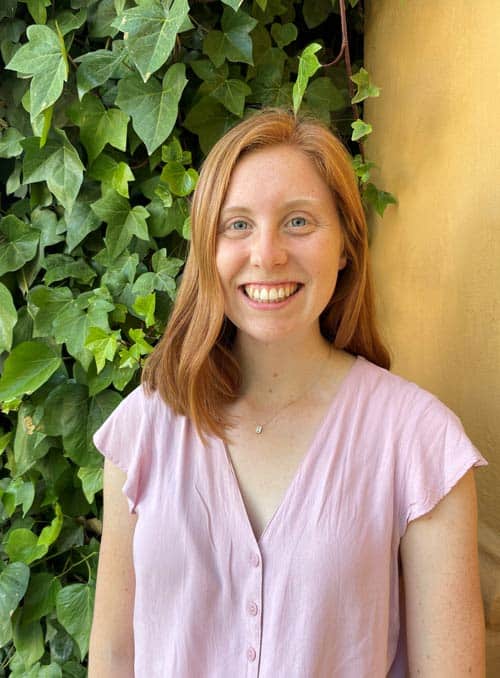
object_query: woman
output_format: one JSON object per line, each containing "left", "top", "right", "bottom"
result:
{"left": 89, "top": 109, "right": 487, "bottom": 676}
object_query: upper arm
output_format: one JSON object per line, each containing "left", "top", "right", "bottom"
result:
{"left": 400, "top": 469, "right": 485, "bottom": 677}
{"left": 88, "top": 458, "right": 137, "bottom": 677}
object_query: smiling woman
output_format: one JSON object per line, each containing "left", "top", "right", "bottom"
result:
{"left": 89, "top": 109, "right": 487, "bottom": 677}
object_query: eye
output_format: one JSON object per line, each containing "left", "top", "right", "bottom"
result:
{"left": 289, "top": 216, "right": 307, "bottom": 228}
{"left": 230, "top": 220, "right": 249, "bottom": 231}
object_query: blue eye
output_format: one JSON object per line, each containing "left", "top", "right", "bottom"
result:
{"left": 289, "top": 216, "right": 307, "bottom": 228}
{"left": 230, "top": 220, "right": 249, "bottom": 231}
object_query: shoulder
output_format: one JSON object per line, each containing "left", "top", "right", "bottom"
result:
{"left": 350, "top": 356, "right": 440, "bottom": 422}
{"left": 105, "top": 384, "right": 172, "bottom": 424}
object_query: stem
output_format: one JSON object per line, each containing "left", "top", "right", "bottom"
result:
{"left": 322, "top": 0, "right": 365, "bottom": 159}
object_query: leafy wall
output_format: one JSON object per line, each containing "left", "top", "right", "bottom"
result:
{"left": 0, "top": 0, "right": 391, "bottom": 673}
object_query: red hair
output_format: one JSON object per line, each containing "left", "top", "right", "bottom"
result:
{"left": 142, "top": 109, "right": 390, "bottom": 440}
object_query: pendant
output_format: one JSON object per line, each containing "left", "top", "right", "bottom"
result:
{"left": 255, "top": 425, "right": 263, "bottom": 434}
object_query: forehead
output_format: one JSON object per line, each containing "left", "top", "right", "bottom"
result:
{"left": 222, "top": 144, "right": 333, "bottom": 208}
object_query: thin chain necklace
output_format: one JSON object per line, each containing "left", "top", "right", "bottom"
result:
{"left": 252, "top": 352, "right": 331, "bottom": 435}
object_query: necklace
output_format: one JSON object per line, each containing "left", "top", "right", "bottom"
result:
{"left": 252, "top": 352, "right": 331, "bottom": 435}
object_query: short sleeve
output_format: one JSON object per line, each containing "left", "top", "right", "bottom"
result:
{"left": 398, "top": 393, "right": 487, "bottom": 536}
{"left": 93, "top": 385, "right": 153, "bottom": 513}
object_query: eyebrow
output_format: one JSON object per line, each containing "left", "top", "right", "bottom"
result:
{"left": 220, "top": 198, "right": 323, "bottom": 216}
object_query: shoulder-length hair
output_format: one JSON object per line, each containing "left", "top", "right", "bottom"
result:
{"left": 142, "top": 108, "right": 390, "bottom": 441}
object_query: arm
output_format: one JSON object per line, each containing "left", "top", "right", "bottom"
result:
{"left": 400, "top": 469, "right": 486, "bottom": 677}
{"left": 88, "top": 458, "right": 137, "bottom": 677}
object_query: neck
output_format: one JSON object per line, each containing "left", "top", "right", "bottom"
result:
{"left": 233, "top": 327, "right": 333, "bottom": 404}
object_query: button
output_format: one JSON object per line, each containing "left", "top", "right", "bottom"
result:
{"left": 247, "top": 646, "right": 256, "bottom": 662}
{"left": 250, "top": 552, "right": 260, "bottom": 567}
{"left": 247, "top": 601, "right": 258, "bottom": 616}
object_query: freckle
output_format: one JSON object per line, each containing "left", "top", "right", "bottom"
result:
{"left": 268, "top": 388, "right": 273, "bottom": 394}
{"left": 272, "top": 371, "right": 278, "bottom": 378}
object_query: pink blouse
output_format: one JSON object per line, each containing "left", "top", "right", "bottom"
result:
{"left": 94, "top": 356, "right": 486, "bottom": 677}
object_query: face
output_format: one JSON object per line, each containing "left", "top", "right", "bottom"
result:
{"left": 215, "top": 144, "right": 346, "bottom": 348}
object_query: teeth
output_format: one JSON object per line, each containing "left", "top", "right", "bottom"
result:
{"left": 244, "top": 284, "right": 299, "bottom": 303}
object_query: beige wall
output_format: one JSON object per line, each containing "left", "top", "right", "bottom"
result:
{"left": 365, "top": 1, "right": 500, "bottom": 673}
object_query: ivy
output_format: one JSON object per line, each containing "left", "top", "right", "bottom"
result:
{"left": 0, "top": 0, "right": 395, "bottom": 672}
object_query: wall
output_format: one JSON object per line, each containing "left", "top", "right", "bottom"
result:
{"left": 365, "top": 1, "right": 500, "bottom": 673}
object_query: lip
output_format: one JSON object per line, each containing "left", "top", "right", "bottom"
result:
{"left": 239, "top": 280, "right": 302, "bottom": 287}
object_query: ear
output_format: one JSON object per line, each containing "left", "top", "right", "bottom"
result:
{"left": 338, "top": 251, "right": 347, "bottom": 271}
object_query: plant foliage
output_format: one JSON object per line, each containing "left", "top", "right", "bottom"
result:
{"left": 0, "top": 0, "right": 393, "bottom": 672}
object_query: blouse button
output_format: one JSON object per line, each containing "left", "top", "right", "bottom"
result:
{"left": 250, "top": 552, "right": 260, "bottom": 567}
{"left": 247, "top": 646, "right": 256, "bottom": 662}
{"left": 247, "top": 601, "right": 258, "bottom": 616}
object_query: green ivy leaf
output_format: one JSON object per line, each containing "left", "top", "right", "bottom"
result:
{"left": 67, "top": 94, "right": 129, "bottom": 164}
{"left": 211, "top": 78, "right": 251, "bottom": 117}
{"left": 43, "top": 254, "right": 97, "bottom": 286}
{"left": 91, "top": 188, "right": 129, "bottom": 227}
{"left": 0, "top": 215, "right": 39, "bottom": 277}
{"left": 160, "top": 162, "right": 198, "bottom": 196}
{"left": 12, "top": 613, "right": 44, "bottom": 669}
{"left": 56, "top": 584, "right": 94, "bottom": 660}
{"left": 62, "top": 390, "right": 121, "bottom": 467}
{"left": 77, "top": 466, "right": 103, "bottom": 504}
{"left": 10, "top": 662, "right": 62, "bottom": 678}
{"left": 75, "top": 42, "right": 127, "bottom": 99}
{"left": 292, "top": 42, "right": 322, "bottom": 114}
{"left": 2, "top": 478, "right": 35, "bottom": 517}
{"left": 20, "top": 573, "right": 61, "bottom": 626}
{"left": 5, "top": 528, "right": 48, "bottom": 565}
{"left": 351, "top": 67, "right": 381, "bottom": 104}
{"left": 133, "top": 293, "right": 155, "bottom": 327}
{"left": 5, "top": 24, "right": 68, "bottom": 120}
{"left": 85, "top": 327, "right": 121, "bottom": 373}
{"left": 111, "top": 162, "right": 135, "bottom": 198}
{"left": 65, "top": 200, "right": 101, "bottom": 252}
{"left": 22, "top": 130, "right": 84, "bottom": 213}
{"left": 116, "top": 62, "right": 188, "bottom": 155}
{"left": 51, "top": 291, "right": 114, "bottom": 370}
{"left": 363, "top": 182, "right": 397, "bottom": 216}
{"left": 352, "top": 154, "right": 376, "bottom": 183}
{"left": 0, "top": 341, "right": 62, "bottom": 402}
{"left": 0, "top": 282, "right": 17, "bottom": 353}
{"left": 203, "top": 7, "right": 257, "bottom": 67}
{"left": 184, "top": 97, "right": 237, "bottom": 154}
{"left": 13, "top": 402, "right": 50, "bottom": 477}
{"left": 12, "top": 612, "right": 44, "bottom": 669}
{"left": 351, "top": 118, "right": 372, "bottom": 141}
{"left": 270, "top": 21, "right": 297, "bottom": 48}
{"left": 22, "top": 0, "right": 51, "bottom": 25}
{"left": 132, "top": 249, "right": 181, "bottom": 299}
{"left": 38, "top": 502, "right": 63, "bottom": 549}
{"left": 221, "top": 0, "right": 244, "bottom": 10}
{"left": 0, "top": 127, "right": 25, "bottom": 158}
{"left": 304, "top": 77, "right": 346, "bottom": 119}
{"left": 28, "top": 286, "right": 74, "bottom": 338}
{"left": 124, "top": 205, "right": 150, "bottom": 240}
{"left": 303, "top": 0, "right": 332, "bottom": 29}
{"left": 115, "top": 0, "right": 191, "bottom": 82}
{"left": 42, "top": 382, "right": 88, "bottom": 437}
{"left": 48, "top": 8, "right": 88, "bottom": 36}
{"left": 0, "top": 562, "right": 30, "bottom": 647}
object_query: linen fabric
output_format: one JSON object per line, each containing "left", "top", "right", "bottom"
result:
{"left": 93, "top": 356, "right": 487, "bottom": 677}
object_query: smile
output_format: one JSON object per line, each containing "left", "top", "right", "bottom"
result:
{"left": 243, "top": 283, "right": 301, "bottom": 303}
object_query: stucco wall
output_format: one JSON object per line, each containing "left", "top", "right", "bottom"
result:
{"left": 365, "top": 1, "right": 500, "bottom": 673}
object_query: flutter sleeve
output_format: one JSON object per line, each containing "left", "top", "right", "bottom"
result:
{"left": 93, "top": 385, "right": 153, "bottom": 513}
{"left": 397, "top": 392, "right": 487, "bottom": 537}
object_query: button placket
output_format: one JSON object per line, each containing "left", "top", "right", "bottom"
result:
{"left": 244, "top": 550, "right": 263, "bottom": 673}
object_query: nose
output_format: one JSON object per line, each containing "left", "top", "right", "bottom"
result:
{"left": 250, "top": 227, "right": 288, "bottom": 269}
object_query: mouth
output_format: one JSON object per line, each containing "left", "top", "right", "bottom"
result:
{"left": 241, "top": 283, "right": 302, "bottom": 303}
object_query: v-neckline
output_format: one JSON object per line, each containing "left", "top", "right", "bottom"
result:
{"left": 218, "top": 356, "right": 361, "bottom": 546}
